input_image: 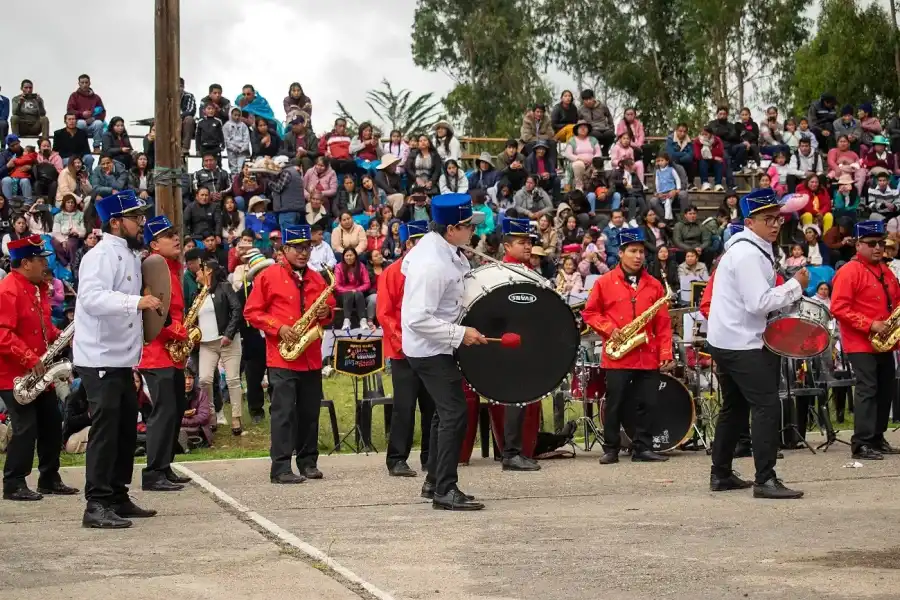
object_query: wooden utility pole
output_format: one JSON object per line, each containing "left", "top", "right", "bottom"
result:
{"left": 154, "top": 0, "right": 182, "bottom": 239}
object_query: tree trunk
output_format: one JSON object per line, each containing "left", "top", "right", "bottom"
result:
{"left": 154, "top": 0, "right": 182, "bottom": 247}
{"left": 890, "top": 0, "right": 900, "bottom": 95}
{"left": 735, "top": 20, "right": 745, "bottom": 110}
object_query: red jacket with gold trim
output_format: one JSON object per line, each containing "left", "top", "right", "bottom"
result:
{"left": 831, "top": 258, "right": 900, "bottom": 353}
{"left": 376, "top": 259, "right": 405, "bottom": 361}
{"left": 0, "top": 271, "right": 60, "bottom": 390}
{"left": 582, "top": 266, "right": 673, "bottom": 370}
{"left": 243, "top": 259, "right": 336, "bottom": 371}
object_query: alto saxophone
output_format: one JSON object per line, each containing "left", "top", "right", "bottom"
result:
{"left": 165, "top": 284, "right": 209, "bottom": 363}
{"left": 278, "top": 269, "right": 336, "bottom": 361}
{"left": 14, "top": 321, "right": 75, "bottom": 405}
{"left": 604, "top": 271, "right": 674, "bottom": 360}
{"left": 870, "top": 303, "right": 900, "bottom": 352}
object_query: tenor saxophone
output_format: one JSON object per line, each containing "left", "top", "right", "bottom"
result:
{"left": 604, "top": 271, "right": 674, "bottom": 360}
{"left": 870, "top": 303, "right": 900, "bottom": 352}
{"left": 165, "top": 284, "right": 209, "bottom": 363}
{"left": 278, "top": 269, "right": 336, "bottom": 361}
{"left": 13, "top": 321, "right": 75, "bottom": 405}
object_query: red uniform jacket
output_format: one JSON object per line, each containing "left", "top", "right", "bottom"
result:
{"left": 0, "top": 271, "right": 60, "bottom": 390}
{"left": 831, "top": 258, "right": 900, "bottom": 353}
{"left": 376, "top": 260, "right": 405, "bottom": 360}
{"left": 503, "top": 254, "right": 533, "bottom": 269}
{"left": 700, "top": 269, "right": 784, "bottom": 319}
{"left": 139, "top": 256, "right": 189, "bottom": 370}
{"left": 582, "top": 266, "right": 673, "bottom": 370}
{"left": 243, "top": 259, "right": 336, "bottom": 371}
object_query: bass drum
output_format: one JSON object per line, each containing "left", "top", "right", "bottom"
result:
{"left": 457, "top": 263, "right": 580, "bottom": 405}
{"left": 600, "top": 374, "right": 696, "bottom": 452}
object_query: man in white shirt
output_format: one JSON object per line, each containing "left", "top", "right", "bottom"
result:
{"left": 707, "top": 188, "right": 809, "bottom": 500}
{"left": 307, "top": 224, "right": 336, "bottom": 272}
{"left": 402, "top": 193, "right": 487, "bottom": 511}
{"left": 74, "top": 190, "right": 162, "bottom": 528}
{"left": 786, "top": 138, "right": 824, "bottom": 193}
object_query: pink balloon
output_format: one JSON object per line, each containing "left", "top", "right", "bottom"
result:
{"left": 779, "top": 193, "right": 808, "bottom": 214}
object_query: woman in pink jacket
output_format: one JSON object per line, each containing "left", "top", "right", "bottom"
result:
{"left": 616, "top": 107, "right": 650, "bottom": 172}
{"left": 563, "top": 120, "right": 602, "bottom": 191}
{"left": 610, "top": 132, "right": 644, "bottom": 182}
{"left": 302, "top": 155, "right": 338, "bottom": 206}
{"left": 334, "top": 247, "right": 371, "bottom": 330}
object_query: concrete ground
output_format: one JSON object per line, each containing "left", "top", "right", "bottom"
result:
{"left": 2, "top": 432, "right": 900, "bottom": 600}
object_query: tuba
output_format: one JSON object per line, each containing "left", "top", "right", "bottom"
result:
{"left": 278, "top": 269, "right": 336, "bottom": 361}
{"left": 165, "top": 284, "right": 209, "bottom": 363}
{"left": 870, "top": 303, "right": 900, "bottom": 352}
{"left": 604, "top": 271, "right": 675, "bottom": 360}
{"left": 14, "top": 321, "right": 75, "bottom": 405}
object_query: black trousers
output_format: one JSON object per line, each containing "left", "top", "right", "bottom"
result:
{"left": 603, "top": 369, "right": 658, "bottom": 453}
{"left": 710, "top": 347, "right": 781, "bottom": 484}
{"left": 268, "top": 367, "right": 322, "bottom": 478}
{"left": 340, "top": 292, "right": 367, "bottom": 322}
{"left": 79, "top": 367, "right": 138, "bottom": 506}
{"left": 848, "top": 352, "right": 895, "bottom": 453}
{"left": 385, "top": 358, "right": 434, "bottom": 469}
{"left": 408, "top": 354, "right": 468, "bottom": 496}
{"left": 242, "top": 329, "right": 268, "bottom": 417}
{"left": 140, "top": 367, "right": 186, "bottom": 484}
{"left": 1, "top": 389, "right": 62, "bottom": 493}
{"left": 503, "top": 406, "right": 526, "bottom": 459}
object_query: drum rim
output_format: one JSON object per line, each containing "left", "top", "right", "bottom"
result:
{"left": 763, "top": 315, "right": 831, "bottom": 359}
{"left": 460, "top": 264, "right": 553, "bottom": 321}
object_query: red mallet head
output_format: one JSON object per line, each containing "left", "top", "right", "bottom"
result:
{"left": 500, "top": 333, "right": 521, "bottom": 348}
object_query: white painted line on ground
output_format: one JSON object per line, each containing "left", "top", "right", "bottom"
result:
{"left": 172, "top": 463, "right": 398, "bottom": 600}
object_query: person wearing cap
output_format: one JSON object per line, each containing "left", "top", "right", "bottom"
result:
{"left": 831, "top": 220, "right": 900, "bottom": 461}
{"left": 707, "top": 188, "right": 808, "bottom": 499}
{"left": 582, "top": 227, "right": 673, "bottom": 466}
{"left": 73, "top": 190, "right": 162, "bottom": 527}
{"left": 401, "top": 193, "right": 488, "bottom": 510}
{"left": 377, "top": 220, "right": 434, "bottom": 477}
{"left": 375, "top": 152, "right": 405, "bottom": 213}
{"left": 283, "top": 112, "right": 318, "bottom": 172}
{"left": 467, "top": 152, "right": 500, "bottom": 194}
{"left": 0, "top": 235, "right": 79, "bottom": 502}
{"left": 244, "top": 224, "right": 336, "bottom": 484}
{"left": 137, "top": 216, "right": 192, "bottom": 492}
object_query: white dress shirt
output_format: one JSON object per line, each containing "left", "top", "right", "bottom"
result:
{"left": 73, "top": 235, "right": 145, "bottom": 367}
{"left": 400, "top": 231, "right": 469, "bottom": 357}
{"left": 309, "top": 241, "right": 337, "bottom": 272}
{"left": 708, "top": 229, "right": 802, "bottom": 351}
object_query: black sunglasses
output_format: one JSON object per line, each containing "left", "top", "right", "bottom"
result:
{"left": 861, "top": 239, "right": 888, "bottom": 249}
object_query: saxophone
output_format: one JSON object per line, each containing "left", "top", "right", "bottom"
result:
{"left": 604, "top": 271, "right": 674, "bottom": 360}
{"left": 165, "top": 284, "right": 209, "bottom": 363}
{"left": 870, "top": 303, "right": 900, "bottom": 352}
{"left": 13, "top": 321, "right": 75, "bottom": 405}
{"left": 278, "top": 269, "right": 336, "bottom": 361}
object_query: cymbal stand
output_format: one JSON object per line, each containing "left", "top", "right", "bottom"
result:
{"left": 675, "top": 339, "right": 712, "bottom": 453}
{"left": 566, "top": 345, "right": 605, "bottom": 452}
{"left": 779, "top": 358, "right": 816, "bottom": 455}
{"left": 810, "top": 350, "right": 852, "bottom": 451}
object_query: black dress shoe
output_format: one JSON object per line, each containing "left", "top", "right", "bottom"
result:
{"left": 388, "top": 461, "right": 418, "bottom": 477}
{"left": 753, "top": 477, "right": 804, "bottom": 499}
{"left": 877, "top": 441, "right": 900, "bottom": 455}
{"left": 599, "top": 451, "right": 619, "bottom": 465}
{"left": 853, "top": 445, "right": 884, "bottom": 460}
{"left": 501, "top": 454, "right": 541, "bottom": 471}
{"left": 271, "top": 472, "right": 306, "bottom": 484}
{"left": 710, "top": 472, "right": 753, "bottom": 492}
{"left": 432, "top": 489, "right": 485, "bottom": 511}
{"left": 82, "top": 503, "right": 132, "bottom": 529}
{"left": 251, "top": 413, "right": 264, "bottom": 425}
{"left": 421, "top": 481, "right": 475, "bottom": 501}
{"left": 165, "top": 470, "right": 191, "bottom": 484}
{"left": 3, "top": 487, "right": 42, "bottom": 501}
{"left": 112, "top": 498, "right": 157, "bottom": 518}
{"left": 631, "top": 449, "right": 669, "bottom": 462}
{"left": 36, "top": 481, "right": 80, "bottom": 495}
{"left": 142, "top": 479, "right": 185, "bottom": 492}
{"left": 302, "top": 466, "right": 324, "bottom": 480}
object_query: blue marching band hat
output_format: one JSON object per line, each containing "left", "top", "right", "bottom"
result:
{"left": 855, "top": 220, "right": 886, "bottom": 239}
{"left": 95, "top": 190, "right": 147, "bottom": 224}
{"left": 399, "top": 220, "right": 429, "bottom": 243}
{"left": 740, "top": 188, "right": 779, "bottom": 218}
{"left": 6, "top": 234, "right": 51, "bottom": 262}
{"left": 430, "top": 193, "right": 485, "bottom": 226}
{"left": 727, "top": 222, "right": 744, "bottom": 236}
{"left": 618, "top": 227, "right": 645, "bottom": 247}
{"left": 283, "top": 225, "right": 312, "bottom": 245}
{"left": 143, "top": 215, "right": 174, "bottom": 245}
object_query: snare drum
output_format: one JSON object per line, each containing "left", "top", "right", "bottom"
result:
{"left": 570, "top": 360, "right": 606, "bottom": 401}
{"left": 456, "top": 263, "right": 580, "bottom": 405}
{"left": 763, "top": 297, "right": 832, "bottom": 359}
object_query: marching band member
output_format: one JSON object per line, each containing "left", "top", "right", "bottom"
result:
{"left": 707, "top": 188, "right": 808, "bottom": 499}
{"left": 582, "top": 227, "right": 673, "bottom": 464}
{"left": 496, "top": 217, "right": 541, "bottom": 472}
{"left": 830, "top": 220, "right": 900, "bottom": 460}
{"left": 402, "top": 193, "right": 488, "bottom": 511}
{"left": 137, "top": 216, "right": 192, "bottom": 491}
{"left": 244, "top": 225, "right": 336, "bottom": 484}
{"left": 0, "top": 235, "right": 79, "bottom": 501}
{"left": 377, "top": 220, "right": 434, "bottom": 477}
{"left": 74, "top": 190, "right": 161, "bottom": 528}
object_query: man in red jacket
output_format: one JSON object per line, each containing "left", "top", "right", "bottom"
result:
{"left": 377, "top": 220, "right": 432, "bottom": 477}
{"left": 831, "top": 220, "right": 900, "bottom": 460}
{"left": 65, "top": 74, "right": 106, "bottom": 150}
{"left": 138, "top": 216, "right": 192, "bottom": 491}
{"left": 244, "top": 225, "right": 336, "bottom": 483}
{"left": 582, "top": 228, "right": 673, "bottom": 464}
{"left": 0, "top": 235, "right": 79, "bottom": 501}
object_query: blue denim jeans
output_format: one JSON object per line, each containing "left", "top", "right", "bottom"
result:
{"left": 277, "top": 211, "right": 302, "bottom": 229}
{"left": 586, "top": 191, "right": 621, "bottom": 211}
{"left": 76, "top": 119, "right": 105, "bottom": 148}
{"left": 1, "top": 177, "right": 33, "bottom": 198}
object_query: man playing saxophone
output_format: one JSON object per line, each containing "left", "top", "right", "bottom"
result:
{"left": 581, "top": 228, "right": 673, "bottom": 465}
{"left": 137, "top": 216, "right": 192, "bottom": 491}
{"left": 831, "top": 220, "right": 900, "bottom": 460}
{"left": 0, "top": 235, "right": 79, "bottom": 501}
{"left": 244, "top": 225, "right": 335, "bottom": 484}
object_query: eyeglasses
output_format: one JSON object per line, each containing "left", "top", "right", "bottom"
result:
{"left": 862, "top": 240, "right": 888, "bottom": 249}
{"left": 756, "top": 215, "right": 785, "bottom": 227}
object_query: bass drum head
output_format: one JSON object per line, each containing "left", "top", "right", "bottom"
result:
{"left": 458, "top": 282, "right": 580, "bottom": 405}
{"left": 600, "top": 374, "right": 695, "bottom": 452}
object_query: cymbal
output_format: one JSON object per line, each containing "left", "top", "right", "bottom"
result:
{"left": 141, "top": 254, "right": 172, "bottom": 343}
